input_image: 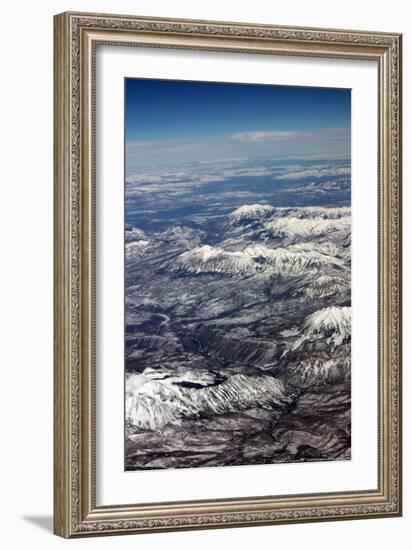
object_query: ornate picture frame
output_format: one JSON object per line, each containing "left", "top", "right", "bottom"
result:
{"left": 54, "top": 11, "right": 402, "bottom": 538}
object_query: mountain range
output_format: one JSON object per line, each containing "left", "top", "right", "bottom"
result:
{"left": 124, "top": 158, "right": 351, "bottom": 470}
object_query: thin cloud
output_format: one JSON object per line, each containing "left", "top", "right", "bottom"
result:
{"left": 126, "top": 137, "right": 202, "bottom": 155}
{"left": 230, "top": 127, "right": 349, "bottom": 144}
{"left": 276, "top": 165, "right": 351, "bottom": 180}
{"left": 126, "top": 127, "right": 350, "bottom": 167}
{"left": 231, "top": 130, "right": 301, "bottom": 143}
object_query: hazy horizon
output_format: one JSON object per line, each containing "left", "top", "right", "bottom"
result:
{"left": 125, "top": 78, "right": 351, "bottom": 172}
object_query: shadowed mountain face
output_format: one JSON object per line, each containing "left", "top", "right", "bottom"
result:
{"left": 124, "top": 157, "right": 351, "bottom": 471}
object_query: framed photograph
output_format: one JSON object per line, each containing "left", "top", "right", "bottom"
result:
{"left": 53, "top": 12, "right": 402, "bottom": 538}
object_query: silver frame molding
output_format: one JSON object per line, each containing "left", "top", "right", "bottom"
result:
{"left": 54, "top": 11, "right": 402, "bottom": 538}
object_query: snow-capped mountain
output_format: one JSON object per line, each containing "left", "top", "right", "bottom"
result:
{"left": 293, "top": 275, "right": 350, "bottom": 299}
{"left": 230, "top": 204, "right": 350, "bottom": 222}
{"left": 126, "top": 372, "right": 294, "bottom": 430}
{"left": 126, "top": 227, "right": 148, "bottom": 243}
{"left": 225, "top": 205, "right": 350, "bottom": 248}
{"left": 278, "top": 306, "right": 351, "bottom": 386}
{"left": 229, "top": 203, "right": 275, "bottom": 222}
{"left": 286, "top": 348, "right": 351, "bottom": 387}
{"left": 292, "top": 306, "right": 351, "bottom": 350}
{"left": 264, "top": 214, "right": 350, "bottom": 240}
{"left": 284, "top": 206, "right": 350, "bottom": 220}
{"left": 126, "top": 239, "right": 150, "bottom": 259}
{"left": 169, "top": 241, "right": 345, "bottom": 278}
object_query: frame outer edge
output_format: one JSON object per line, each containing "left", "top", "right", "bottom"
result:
{"left": 394, "top": 33, "right": 402, "bottom": 516}
{"left": 53, "top": 12, "right": 72, "bottom": 539}
{"left": 399, "top": 33, "right": 403, "bottom": 517}
{"left": 53, "top": 11, "right": 402, "bottom": 537}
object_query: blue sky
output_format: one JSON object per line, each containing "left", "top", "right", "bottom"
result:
{"left": 125, "top": 78, "right": 351, "bottom": 172}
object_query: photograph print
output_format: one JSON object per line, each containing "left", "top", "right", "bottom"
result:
{"left": 124, "top": 78, "right": 351, "bottom": 471}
